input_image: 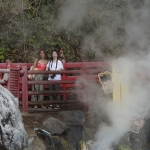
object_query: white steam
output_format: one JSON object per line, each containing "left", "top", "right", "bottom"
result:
{"left": 125, "top": 2, "right": 150, "bottom": 51}
{"left": 91, "top": 57, "right": 150, "bottom": 150}
{"left": 58, "top": 0, "right": 92, "bottom": 29}
{"left": 58, "top": 0, "right": 150, "bottom": 149}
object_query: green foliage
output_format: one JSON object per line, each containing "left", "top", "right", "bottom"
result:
{"left": 0, "top": 0, "right": 144, "bottom": 62}
{"left": 78, "top": 140, "right": 84, "bottom": 150}
{"left": 0, "top": 46, "right": 6, "bottom": 62}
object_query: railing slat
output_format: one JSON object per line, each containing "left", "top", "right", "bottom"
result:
{"left": 29, "top": 100, "right": 80, "bottom": 105}
{"left": 28, "top": 80, "right": 76, "bottom": 85}
{"left": 28, "top": 90, "right": 77, "bottom": 95}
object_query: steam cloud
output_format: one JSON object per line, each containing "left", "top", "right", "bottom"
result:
{"left": 59, "top": 0, "right": 150, "bottom": 149}
{"left": 58, "top": 0, "right": 92, "bottom": 29}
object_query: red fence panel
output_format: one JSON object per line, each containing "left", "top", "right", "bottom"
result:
{"left": 9, "top": 68, "right": 20, "bottom": 98}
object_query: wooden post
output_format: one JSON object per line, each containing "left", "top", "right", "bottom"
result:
{"left": 17, "top": 65, "right": 20, "bottom": 104}
{"left": 62, "top": 60, "right": 67, "bottom": 100}
{"left": 6, "top": 60, "right": 11, "bottom": 90}
{"left": 22, "top": 66, "right": 28, "bottom": 112}
{"left": 81, "top": 66, "right": 88, "bottom": 112}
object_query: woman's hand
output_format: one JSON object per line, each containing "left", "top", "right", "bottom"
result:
{"left": 30, "top": 75, "right": 33, "bottom": 80}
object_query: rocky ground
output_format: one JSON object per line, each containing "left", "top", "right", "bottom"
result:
{"left": 21, "top": 110, "right": 97, "bottom": 150}
{"left": 22, "top": 112, "right": 58, "bottom": 150}
{"left": 21, "top": 110, "right": 150, "bottom": 150}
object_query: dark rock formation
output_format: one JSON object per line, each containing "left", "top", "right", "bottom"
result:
{"left": 0, "top": 85, "right": 28, "bottom": 150}
{"left": 58, "top": 110, "right": 85, "bottom": 124}
{"left": 40, "top": 110, "right": 85, "bottom": 150}
{"left": 65, "top": 124, "right": 84, "bottom": 150}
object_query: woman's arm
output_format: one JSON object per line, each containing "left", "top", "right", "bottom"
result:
{"left": 29, "top": 58, "right": 38, "bottom": 79}
{"left": 32, "top": 58, "right": 38, "bottom": 70}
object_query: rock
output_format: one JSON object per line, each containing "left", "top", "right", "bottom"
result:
{"left": 42, "top": 117, "right": 65, "bottom": 135}
{"left": 28, "top": 137, "right": 46, "bottom": 150}
{"left": 0, "top": 85, "right": 28, "bottom": 150}
{"left": 58, "top": 110, "right": 85, "bottom": 124}
{"left": 24, "top": 127, "right": 48, "bottom": 150}
{"left": 65, "top": 124, "right": 84, "bottom": 150}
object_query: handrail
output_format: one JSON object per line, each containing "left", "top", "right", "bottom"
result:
{"left": 0, "top": 69, "right": 10, "bottom": 73}
{"left": 27, "top": 69, "right": 110, "bottom": 75}
{"left": 28, "top": 70, "right": 82, "bottom": 74}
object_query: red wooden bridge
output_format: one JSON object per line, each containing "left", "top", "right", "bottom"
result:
{"left": 0, "top": 60, "right": 111, "bottom": 112}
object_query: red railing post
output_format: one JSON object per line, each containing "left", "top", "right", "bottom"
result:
{"left": 81, "top": 66, "right": 88, "bottom": 112}
{"left": 62, "top": 60, "right": 67, "bottom": 100}
{"left": 17, "top": 65, "right": 20, "bottom": 102}
{"left": 22, "top": 66, "right": 28, "bottom": 112}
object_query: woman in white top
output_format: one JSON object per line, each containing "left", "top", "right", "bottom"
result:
{"left": 46, "top": 50, "right": 63, "bottom": 100}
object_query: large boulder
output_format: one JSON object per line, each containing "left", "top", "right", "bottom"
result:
{"left": 0, "top": 85, "right": 28, "bottom": 150}
{"left": 42, "top": 117, "right": 66, "bottom": 135}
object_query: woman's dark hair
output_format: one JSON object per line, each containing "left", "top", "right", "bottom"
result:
{"left": 38, "top": 49, "right": 48, "bottom": 60}
{"left": 50, "top": 50, "right": 59, "bottom": 60}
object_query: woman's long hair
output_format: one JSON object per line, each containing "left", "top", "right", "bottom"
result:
{"left": 50, "top": 50, "right": 59, "bottom": 61}
{"left": 38, "top": 49, "right": 48, "bottom": 60}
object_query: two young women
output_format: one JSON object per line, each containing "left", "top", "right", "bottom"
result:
{"left": 31, "top": 49, "right": 63, "bottom": 108}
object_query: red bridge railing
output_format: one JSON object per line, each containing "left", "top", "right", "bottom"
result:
{"left": 0, "top": 60, "right": 111, "bottom": 112}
